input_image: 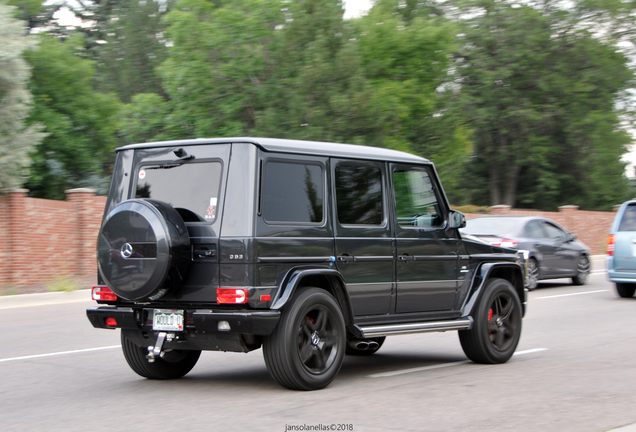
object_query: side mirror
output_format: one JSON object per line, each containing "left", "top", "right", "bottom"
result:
{"left": 447, "top": 210, "right": 466, "bottom": 229}
{"left": 567, "top": 233, "right": 577, "bottom": 242}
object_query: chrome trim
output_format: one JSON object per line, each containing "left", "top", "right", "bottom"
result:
{"left": 360, "top": 318, "right": 473, "bottom": 338}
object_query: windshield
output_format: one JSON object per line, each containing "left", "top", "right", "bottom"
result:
{"left": 135, "top": 161, "right": 223, "bottom": 222}
{"left": 462, "top": 217, "right": 521, "bottom": 236}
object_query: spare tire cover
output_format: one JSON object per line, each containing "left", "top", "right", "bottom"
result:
{"left": 97, "top": 199, "right": 190, "bottom": 300}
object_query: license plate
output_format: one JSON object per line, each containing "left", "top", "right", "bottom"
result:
{"left": 152, "top": 309, "right": 184, "bottom": 331}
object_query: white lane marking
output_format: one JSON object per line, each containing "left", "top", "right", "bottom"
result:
{"left": 536, "top": 290, "right": 608, "bottom": 299}
{"left": 514, "top": 348, "right": 548, "bottom": 355}
{"left": 0, "top": 345, "right": 121, "bottom": 363}
{"left": 369, "top": 348, "right": 548, "bottom": 378}
{"left": 0, "top": 298, "right": 92, "bottom": 310}
{"left": 369, "top": 360, "right": 470, "bottom": 378}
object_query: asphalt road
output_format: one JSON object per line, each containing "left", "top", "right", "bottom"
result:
{"left": 2, "top": 260, "right": 636, "bottom": 432}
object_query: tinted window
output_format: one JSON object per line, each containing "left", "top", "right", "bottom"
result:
{"left": 619, "top": 205, "right": 636, "bottom": 231}
{"left": 262, "top": 161, "right": 324, "bottom": 224}
{"left": 393, "top": 168, "right": 442, "bottom": 227}
{"left": 335, "top": 163, "right": 383, "bottom": 225}
{"left": 135, "top": 161, "right": 222, "bottom": 222}
{"left": 525, "top": 221, "right": 545, "bottom": 238}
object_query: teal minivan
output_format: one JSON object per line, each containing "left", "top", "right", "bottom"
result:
{"left": 607, "top": 200, "right": 636, "bottom": 297}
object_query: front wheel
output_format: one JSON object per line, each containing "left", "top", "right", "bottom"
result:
{"left": 615, "top": 283, "right": 636, "bottom": 298}
{"left": 572, "top": 255, "right": 590, "bottom": 285}
{"left": 263, "top": 287, "right": 346, "bottom": 390}
{"left": 459, "top": 278, "right": 522, "bottom": 364}
{"left": 120, "top": 331, "right": 201, "bottom": 380}
{"left": 526, "top": 258, "right": 539, "bottom": 290}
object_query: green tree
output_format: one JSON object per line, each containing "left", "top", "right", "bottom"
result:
{"left": 0, "top": 2, "right": 45, "bottom": 192}
{"left": 24, "top": 34, "right": 121, "bottom": 199}
{"left": 452, "top": 0, "right": 634, "bottom": 210}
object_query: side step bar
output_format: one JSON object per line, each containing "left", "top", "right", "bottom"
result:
{"left": 360, "top": 318, "right": 473, "bottom": 338}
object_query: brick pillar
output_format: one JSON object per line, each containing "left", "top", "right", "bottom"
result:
{"left": 490, "top": 205, "right": 511, "bottom": 215}
{"left": 6, "top": 189, "right": 28, "bottom": 285}
{"left": 66, "top": 188, "right": 96, "bottom": 276}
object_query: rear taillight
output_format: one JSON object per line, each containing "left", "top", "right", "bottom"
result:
{"left": 493, "top": 238, "right": 518, "bottom": 248}
{"left": 92, "top": 286, "right": 118, "bottom": 301}
{"left": 217, "top": 288, "right": 249, "bottom": 304}
{"left": 607, "top": 234, "right": 615, "bottom": 256}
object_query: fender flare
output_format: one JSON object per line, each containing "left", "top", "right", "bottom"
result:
{"left": 460, "top": 262, "right": 527, "bottom": 318}
{"left": 270, "top": 267, "right": 355, "bottom": 326}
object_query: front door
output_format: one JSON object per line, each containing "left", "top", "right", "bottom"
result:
{"left": 391, "top": 164, "right": 459, "bottom": 313}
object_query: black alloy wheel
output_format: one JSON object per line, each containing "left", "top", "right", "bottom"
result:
{"left": 526, "top": 258, "right": 539, "bottom": 290}
{"left": 263, "top": 287, "right": 346, "bottom": 390}
{"left": 459, "top": 278, "right": 522, "bottom": 364}
{"left": 572, "top": 255, "right": 590, "bottom": 285}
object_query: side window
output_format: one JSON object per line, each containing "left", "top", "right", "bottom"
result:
{"left": 525, "top": 221, "right": 546, "bottom": 238}
{"left": 335, "top": 162, "right": 383, "bottom": 225}
{"left": 262, "top": 161, "right": 324, "bottom": 224}
{"left": 619, "top": 206, "right": 636, "bottom": 231}
{"left": 393, "top": 168, "right": 442, "bottom": 228}
{"left": 543, "top": 223, "right": 566, "bottom": 242}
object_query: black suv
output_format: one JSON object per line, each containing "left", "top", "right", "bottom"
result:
{"left": 87, "top": 137, "right": 527, "bottom": 390}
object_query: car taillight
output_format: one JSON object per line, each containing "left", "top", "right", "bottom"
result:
{"left": 217, "top": 288, "right": 249, "bottom": 304}
{"left": 493, "top": 239, "right": 518, "bottom": 248}
{"left": 92, "top": 286, "right": 118, "bottom": 301}
{"left": 607, "top": 234, "right": 615, "bottom": 256}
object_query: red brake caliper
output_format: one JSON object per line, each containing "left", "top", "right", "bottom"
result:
{"left": 487, "top": 308, "right": 494, "bottom": 335}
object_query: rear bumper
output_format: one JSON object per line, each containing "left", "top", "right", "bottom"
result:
{"left": 607, "top": 256, "right": 636, "bottom": 283}
{"left": 86, "top": 306, "right": 280, "bottom": 336}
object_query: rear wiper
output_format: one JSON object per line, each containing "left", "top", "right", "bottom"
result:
{"left": 147, "top": 148, "right": 195, "bottom": 170}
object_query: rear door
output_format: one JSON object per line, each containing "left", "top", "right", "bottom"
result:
{"left": 332, "top": 159, "right": 394, "bottom": 317}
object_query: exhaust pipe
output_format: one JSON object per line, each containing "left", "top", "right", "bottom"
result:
{"left": 348, "top": 339, "right": 369, "bottom": 350}
{"left": 366, "top": 341, "right": 379, "bottom": 350}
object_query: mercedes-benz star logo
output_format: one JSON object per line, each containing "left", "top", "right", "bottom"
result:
{"left": 120, "top": 242, "right": 134, "bottom": 259}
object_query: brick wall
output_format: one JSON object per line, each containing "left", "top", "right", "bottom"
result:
{"left": 0, "top": 189, "right": 107, "bottom": 288}
{"left": 0, "top": 191, "right": 615, "bottom": 289}
{"left": 467, "top": 205, "right": 614, "bottom": 255}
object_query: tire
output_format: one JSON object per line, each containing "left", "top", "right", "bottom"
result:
{"left": 615, "top": 283, "right": 636, "bottom": 298}
{"left": 263, "top": 287, "right": 346, "bottom": 390}
{"left": 526, "top": 258, "right": 539, "bottom": 291}
{"left": 345, "top": 337, "right": 386, "bottom": 356}
{"left": 572, "top": 255, "right": 590, "bottom": 285}
{"left": 459, "top": 278, "right": 522, "bottom": 364}
{"left": 120, "top": 331, "right": 201, "bottom": 380}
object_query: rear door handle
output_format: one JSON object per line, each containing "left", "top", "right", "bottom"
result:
{"left": 398, "top": 254, "right": 414, "bottom": 262}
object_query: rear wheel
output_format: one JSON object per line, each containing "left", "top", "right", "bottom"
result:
{"left": 263, "top": 287, "right": 346, "bottom": 390}
{"left": 615, "top": 283, "right": 636, "bottom": 298}
{"left": 459, "top": 278, "right": 522, "bottom": 364}
{"left": 572, "top": 255, "right": 590, "bottom": 285}
{"left": 120, "top": 331, "right": 201, "bottom": 380}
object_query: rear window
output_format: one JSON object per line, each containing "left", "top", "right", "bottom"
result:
{"left": 135, "top": 161, "right": 223, "bottom": 222}
{"left": 463, "top": 218, "right": 520, "bottom": 236}
{"left": 618, "top": 205, "right": 636, "bottom": 231}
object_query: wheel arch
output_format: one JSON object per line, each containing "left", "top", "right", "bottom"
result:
{"left": 461, "top": 262, "right": 527, "bottom": 318}
{"left": 270, "top": 268, "right": 355, "bottom": 327}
